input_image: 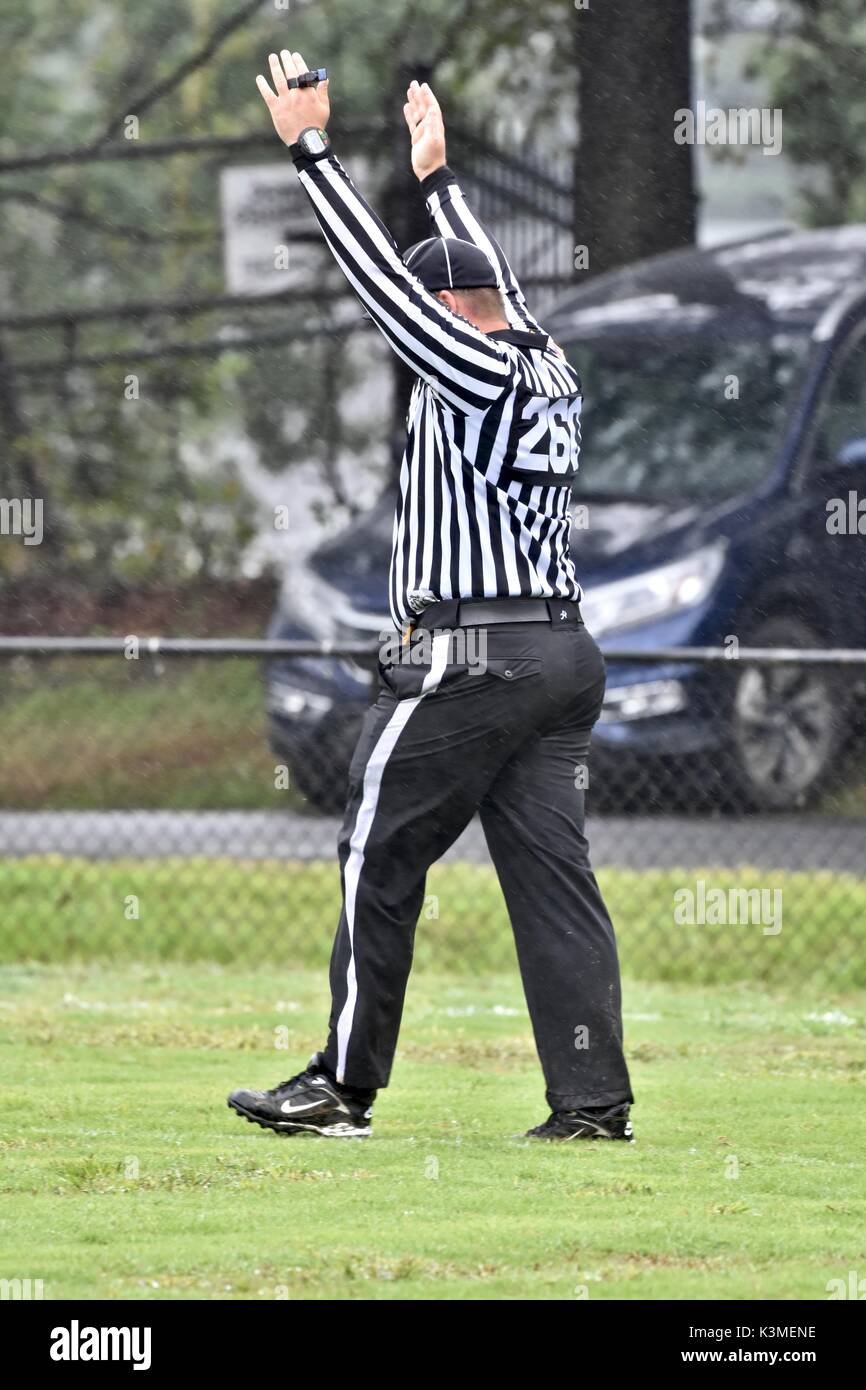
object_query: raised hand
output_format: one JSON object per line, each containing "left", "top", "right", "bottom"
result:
{"left": 403, "top": 80, "right": 447, "bottom": 182}
{"left": 256, "top": 50, "right": 330, "bottom": 148}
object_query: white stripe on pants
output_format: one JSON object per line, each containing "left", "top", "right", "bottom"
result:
{"left": 335, "top": 632, "right": 451, "bottom": 1083}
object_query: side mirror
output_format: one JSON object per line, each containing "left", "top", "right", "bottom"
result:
{"left": 835, "top": 436, "right": 866, "bottom": 469}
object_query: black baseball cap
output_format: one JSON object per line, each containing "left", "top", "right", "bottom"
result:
{"left": 403, "top": 236, "right": 499, "bottom": 292}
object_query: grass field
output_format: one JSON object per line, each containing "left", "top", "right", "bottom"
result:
{"left": 0, "top": 660, "right": 286, "bottom": 810}
{"left": 1, "top": 962, "right": 864, "bottom": 1301}
{"left": 4, "top": 857, "right": 865, "bottom": 989}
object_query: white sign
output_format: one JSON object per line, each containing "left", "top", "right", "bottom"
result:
{"left": 220, "top": 163, "right": 327, "bottom": 297}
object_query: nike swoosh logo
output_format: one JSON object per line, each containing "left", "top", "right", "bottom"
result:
{"left": 280, "top": 1098, "right": 326, "bottom": 1114}
{"left": 565, "top": 1122, "right": 606, "bottom": 1139}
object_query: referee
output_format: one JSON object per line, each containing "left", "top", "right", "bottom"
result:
{"left": 229, "top": 51, "right": 634, "bottom": 1142}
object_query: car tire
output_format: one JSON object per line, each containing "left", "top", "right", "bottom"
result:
{"left": 724, "top": 614, "right": 848, "bottom": 812}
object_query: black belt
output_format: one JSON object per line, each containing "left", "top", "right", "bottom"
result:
{"left": 414, "top": 597, "right": 582, "bottom": 628}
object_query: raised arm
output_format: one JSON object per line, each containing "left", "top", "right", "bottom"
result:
{"left": 255, "top": 51, "right": 514, "bottom": 415}
{"left": 404, "top": 80, "right": 545, "bottom": 335}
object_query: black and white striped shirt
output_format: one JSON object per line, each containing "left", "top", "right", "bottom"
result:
{"left": 295, "top": 153, "right": 583, "bottom": 628}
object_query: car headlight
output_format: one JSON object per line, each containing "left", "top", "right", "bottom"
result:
{"left": 580, "top": 541, "right": 727, "bottom": 637}
{"left": 267, "top": 682, "right": 334, "bottom": 718}
{"left": 600, "top": 679, "right": 687, "bottom": 722}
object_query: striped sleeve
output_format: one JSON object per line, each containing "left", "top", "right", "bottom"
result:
{"left": 292, "top": 151, "right": 515, "bottom": 414}
{"left": 421, "top": 165, "right": 546, "bottom": 335}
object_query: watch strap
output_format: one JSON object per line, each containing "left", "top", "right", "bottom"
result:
{"left": 289, "top": 127, "right": 332, "bottom": 166}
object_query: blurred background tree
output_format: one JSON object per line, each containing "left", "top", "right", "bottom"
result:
{"left": 0, "top": 0, "right": 465, "bottom": 616}
{"left": 700, "top": 0, "right": 866, "bottom": 228}
{"left": 0, "top": 0, "right": 862, "bottom": 626}
{"left": 765, "top": 0, "right": 866, "bottom": 225}
{"left": 441, "top": 0, "right": 696, "bottom": 272}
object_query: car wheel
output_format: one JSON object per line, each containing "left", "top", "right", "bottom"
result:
{"left": 727, "top": 615, "right": 846, "bottom": 811}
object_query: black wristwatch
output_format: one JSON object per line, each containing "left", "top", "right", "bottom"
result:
{"left": 290, "top": 127, "right": 332, "bottom": 162}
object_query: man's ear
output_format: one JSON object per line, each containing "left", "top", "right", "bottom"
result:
{"left": 436, "top": 289, "right": 459, "bottom": 314}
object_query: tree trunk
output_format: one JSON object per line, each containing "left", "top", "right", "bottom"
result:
{"left": 575, "top": 0, "right": 697, "bottom": 276}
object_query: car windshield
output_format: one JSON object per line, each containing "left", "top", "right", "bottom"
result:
{"left": 567, "top": 330, "right": 811, "bottom": 503}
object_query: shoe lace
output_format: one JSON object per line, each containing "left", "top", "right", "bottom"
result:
{"left": 534, "top": 1109, "right": 595, "bottom": 1132}
{"left": 266, "top": 1070, "right": 309, "bottom": 1095}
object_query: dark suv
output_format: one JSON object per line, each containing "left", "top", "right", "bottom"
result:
{"left": 267, "top": 227, "right": 866, "bottom": 813}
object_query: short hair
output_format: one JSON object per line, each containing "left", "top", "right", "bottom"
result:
{"left": 452, "top": 286, "right": 507, "bottom": 320}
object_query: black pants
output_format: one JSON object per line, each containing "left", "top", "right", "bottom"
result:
{"left": 320, "top": 602, "right": 633, "bottom": 1112}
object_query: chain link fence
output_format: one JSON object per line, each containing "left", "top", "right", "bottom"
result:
{"left": 1, "top": 640, "right": 864, "bottom": 991}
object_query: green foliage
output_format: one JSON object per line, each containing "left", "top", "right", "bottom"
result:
{"left": 763, "top": 1, "right": 866, "bottom": 225}
{"left": 6, "top": 0, "right": 861, "bottom": 597}
{"left": 0, "top": 0, "right": 456, "bottom": 594}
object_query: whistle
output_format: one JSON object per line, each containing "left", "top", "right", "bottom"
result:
{"left": 288, "top": 68, "right": 327, "bottom": 89}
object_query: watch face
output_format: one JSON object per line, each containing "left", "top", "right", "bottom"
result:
{"left": 302, "top": 128, "right": 328, "bottom": 156}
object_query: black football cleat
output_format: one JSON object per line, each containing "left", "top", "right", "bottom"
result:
{"left": 228, "top": 1058, "right": 372, "bottom": 1138}
{"left": 524, "top": 1102, "right": 634, "bottom": 1142}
